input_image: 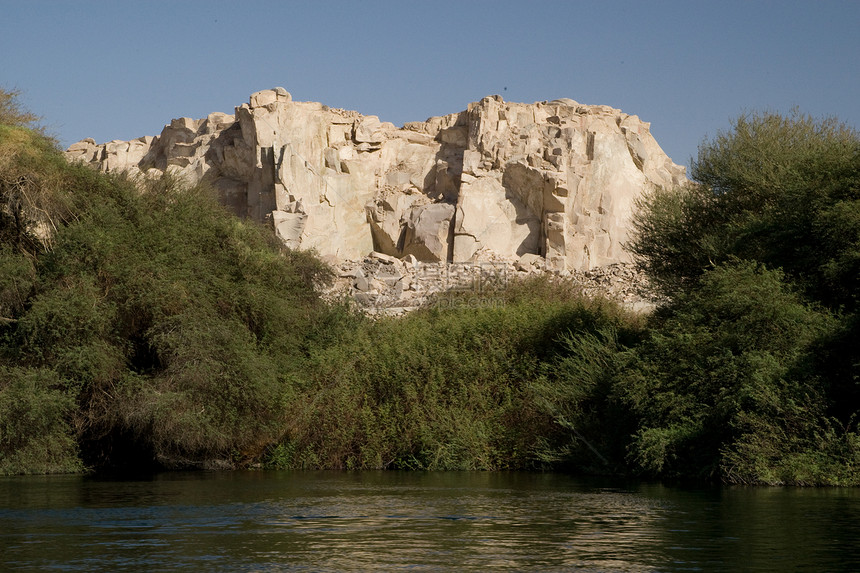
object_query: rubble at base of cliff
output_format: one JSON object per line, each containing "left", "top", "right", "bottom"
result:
{"left": 322, "top": 252, "right": 664, "bottom": 317}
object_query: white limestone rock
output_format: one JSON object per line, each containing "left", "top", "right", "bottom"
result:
{"left": 402, "top": 203, "right": 455, "bottom": 262}
{"left": 65, "top": 89, "right": 686, "bottom": 270}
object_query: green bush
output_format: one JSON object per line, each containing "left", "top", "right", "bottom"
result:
{"left": 631, "top": 110, "right": 860, "bottom": 308}
{"left": 0, "top": 88, "right": 40, "bottom": 129}
{"left": 531, "top": 325, "right": 641, "bottom": 473}
{"left": 0, "top": 367, "right": 82, "bottom": 475}
{"left": 618, "top": 261, "right": 854, "bottom": 483}
{"left": 267, "top": 277, "right": 638, "bottom": 471}
{"left": 0, "top": 126, "right": 340, "bottom": 470}
{"left": 0, "top": 247, "right": 34, "bottom": 328}
{"left": 0, "top": 125, "right": 72, "bottom": 254}
{"left": 624, "top": 110, "right": 860, "bottom": 484}
{"left": 629, "top": 183, "right": 729, "bottom": 296}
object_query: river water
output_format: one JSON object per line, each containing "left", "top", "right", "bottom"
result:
{"left": 1, "top": 471, "right": 858, "bottom": 571}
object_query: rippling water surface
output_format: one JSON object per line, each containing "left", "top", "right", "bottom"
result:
{"left": 1, "top": 471, "right": 858, "bottom": 571}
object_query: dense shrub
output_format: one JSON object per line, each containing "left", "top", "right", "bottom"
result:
{"left": 617, "top": 261, "right": 858, "bottom": 483}
{"left": 626, "top": 110, "right": 860, "bottom": 484}
{"left": 0, "top": 88, "right": 40, "bottom": 130}
{"left": 0, "top": 122, "right": 340, "bottom": 472}
{"left": 268, "top": 277, "right": 639, "bottom": 471}
{"left": 631, "top": 110, "right": 860, "bottom": 309}
{"left": 0, "top": 367, "right": 82, "bottom": 475}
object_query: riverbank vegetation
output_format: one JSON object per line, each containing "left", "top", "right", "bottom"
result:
{"left": 1, "top": 89, "right": 858, "bottom": 484}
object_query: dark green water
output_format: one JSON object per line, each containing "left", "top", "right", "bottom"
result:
{"left": 1, "top": 471, "right": 858, "bottom": 572}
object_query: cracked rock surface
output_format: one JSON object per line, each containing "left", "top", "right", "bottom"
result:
{"left": 67, "top": 88, "right": 686, "bottom": 273}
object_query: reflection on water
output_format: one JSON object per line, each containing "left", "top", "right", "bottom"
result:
{"left": 1, "top": 471, "right": 858, "bottom": 571}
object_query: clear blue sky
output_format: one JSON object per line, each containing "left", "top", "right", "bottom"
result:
{"left": 2, "top": 1, "right": 858, "bottom": 169}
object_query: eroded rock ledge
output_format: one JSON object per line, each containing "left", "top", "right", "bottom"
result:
{"left": 324, "top": 252, "right": 662, "bottom": 317}
{"left": 66, "top": 88, "right": 686, "bottom": 275}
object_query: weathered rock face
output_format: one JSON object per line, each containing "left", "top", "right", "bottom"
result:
{"left": 66, "top": 88, "right": 686, "bottom": 269}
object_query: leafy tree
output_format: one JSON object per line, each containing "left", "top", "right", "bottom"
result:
{"left": 631, "top": 110, "right": 860, "bottom": 309}
{"left": 618, "top": 261, "right": 856, "bottom": 484}
{"left": 628, "top": 181, "right": 724, "bottom": 296}
{"left": 626, "top": 111, "right": 860, "bottom": 484}
{"left": 0, "top": 87, "right": 39, "bottom": 129}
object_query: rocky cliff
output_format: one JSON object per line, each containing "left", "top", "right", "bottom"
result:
{"left": 66, "top": 88, "right": 686, "bottom": 271}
